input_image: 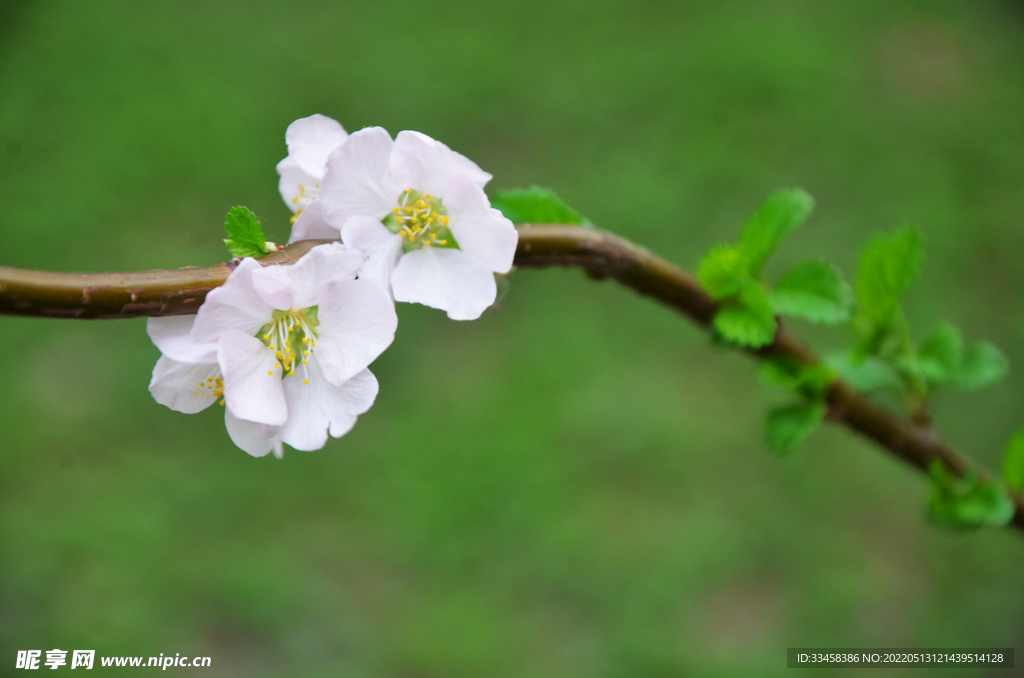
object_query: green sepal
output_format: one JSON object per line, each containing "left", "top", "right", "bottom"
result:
{"left": 758, "top": 356, "right": 833, "bottom": 399}
{"left": 766, "top": 401, "right": 826, "bottom": 454}
{"left": 224, "top": 206, "right": 271, "bottom": 259}
{"left": 712, "top": 282, "right": 777, "bottom": 348}
{"left": 1002, "top": 429, "right": 1024, "bottom": 493}
{"left": 770, "top": 258, "right": 853, "bottom": 324}
{"left": 927, "top": 461, "right": 1014, "bottom": 529}
{"left": 737, "top": 188, "right": 814, "bottom": 276}
{"left": 697, "top": 244, "right": 747, "bottom": 300}
{"left": 490, "top": 186, "right": 588, "bottom": 225}
{"left": 952, "top": 342, "right": 1009, "bottom": 391}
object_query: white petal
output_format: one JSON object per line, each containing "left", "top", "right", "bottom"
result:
{"left": 287, "top": 200, "right": 340, "bottom": 243}
{"left": 218, "top": 329, "right": 288, "bottom": 426}
{"left": 147, "top": 315, "right": 217, "bottom": 364}
{"left": 391, "top": 247, "right": 497, "bottom": 320}
{"left": 341, "top": 215, "right": 404, "bottom": 294}
{"left": 276, "top": 157, "right": 321, "bottom": 214}
{"left": 191, "top": 258, "right": 274, "bottom": 345}
{"left": 251, "top": 242, "right": 365, "bottom": 310}
{"left": 148, "top": 357, "right": 221, "bottom": 414}
{"left": 314, "top": 279, "right": 398, "bottom": 385}
{"left": 277, "top": 362, "right": 379, "bottom": 451}
{"left": 444, "top": 174, "right": 519, "bottom": 274}
{"left": 224, "top": 408, "right": 282, "bottom": 458}
{"left": 391, "top": 130, "right": 492, "bottom": 196}
{"left": 285, "top": 114, "right": 348, "bottom": 178}
{"left": 320, "top": 126, "right": 400, "bottom": 228}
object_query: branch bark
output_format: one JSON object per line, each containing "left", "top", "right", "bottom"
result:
{"left": 1, "top": 225, "right": 1019, "bottom": 531}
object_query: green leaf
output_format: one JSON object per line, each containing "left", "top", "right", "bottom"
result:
{"left": 713, "top": 282, "right": 777, "bottom": 348}
{"left": 737, "top": 188, "right": 814, "bottom": 275}
{"left": 770, "top": 258, "right": 853, "bottom": 324}
{"left": 854, "top": 226, "right": 923, "bottom": 327}
{"left": 917, "top": 323, "right": 964, "bottom": 384}
{"left": 927, "top": 461, "right": 1014, "bottom": 529}
{"left": 1002, "top": 429, "right": 1024, "bottom": 492}
{"left": 224, "top": 206, "right": 271, "bottom": 258}
{"left": 697, "top": 244, "right": 747, "bottom": 300}
{"left": 758, "top": 356, "right": 833, "bottom": 398}
{"left": 826, "top": 353, "right": 902, "bottom": 393}
{"left": 490, "top": 186, "right": 588, "bottom": 225}
{"left": 767, "top": 401, "right": 826, "bottom": 453}
{"left": 952, "top": 342, "right": 1009, "bottom": 391}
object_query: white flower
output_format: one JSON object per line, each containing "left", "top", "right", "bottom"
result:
{"left": 146, "top": 243, "right": 397, "bottom": 458}
{"left": 276, "top": 114, "right": 349, "bottom": 243}
{"left": 316, "top": 127, "right": 518, "bottom": 321}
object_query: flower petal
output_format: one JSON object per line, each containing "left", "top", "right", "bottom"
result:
{"left": 251, "top": 242, "right": 365, "bottom": 310}
{"left": 224, "top": 408, "right": 283, "bottom": 458}
{"left": 391, "top": 246, "right": 497, "bottom": 320}
{"left": 341, "top": 215, "right": 404, "bottom": 295}
{"left": 284, "top": 114, "right": 348, "bottom": 179}
{"left": 391, "top": 130, "right": 492, "bottom": 196}
{"left": 218, "top": 329, "right": 287, "bottom": 426}
{"left": 276, "top": 157, "right": 321, "bottom": 214}
{"left": 315, "top": 279, "right": 398, "bottom": 385}
{"left": 277, "top": 361, "right": 379, "bottom": 451}
{"left": 191, "top": 258, "right": 274, "bottom": 345}
{"left": 320, "top": 126, "right": 400, "bottom": 228}
{"left": 288, "top": 199, "right": 339, "bottom": 243}
{"left": 148, "top": 357, "right": 221, "bottom": 414}
{"left": 147, "top": 315, "right": 217, "bottom": 364}
{"left": 444, "top": 174, "right": 519, "bottom": 274}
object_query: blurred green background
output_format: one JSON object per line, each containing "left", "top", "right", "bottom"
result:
{"left": 2, "top": 0, "right": 1024, "bottom": 675}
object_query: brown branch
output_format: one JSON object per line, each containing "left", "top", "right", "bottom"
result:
{"left": 1, "top": 225, "right": 1019, "bottom": 530}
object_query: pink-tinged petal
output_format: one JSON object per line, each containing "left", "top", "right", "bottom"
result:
{"left": 147, "top": 315, "right": 217, "bottom": 364}
{"left": 391, "top": 247, "right": 497, "bottom": 320}
{"left": 391, "top": 130, "right": 492, "bottom": 196}
{"left": 276, "top": 157, "right": 320, "bottom": 214}
{"left": 224, "top": 408, "right": 283, "bottom": 458}
{"left": 191, "top": 258, "right": 274, "bottom": 345}
{"left": 252, "top": 243, "right": 365, "bottom": 310}
{"left": 218, "top": 329, "right": 287, "bottom": 426}
{"left": 285, "top": 114, "right": 348, "bottom": 178}
{"left": 341, "top": 215, "right": 404, "bottom": 294}
{"left": 277, "top": 361, "right": 379, "bottom": 451}
{"left": 444, "top": 174, "right": 519, "bottom": 273}
{"left": 328, "top": 414, "right": 358, "bottom": 438}
{"left": 315, "top": 279, "right": 398, "bottom": 385}
{"left": 287, "top": 200, "right": 340, "bottom": 243}
{"left": 320, "top": 126, "right": 400, "bottom": 228}
{"left": 148, "top": 357, "right": 221, "bottom": 414}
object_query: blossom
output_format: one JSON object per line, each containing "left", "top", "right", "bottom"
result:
{"left": 316, "top": 127, "right": 518, "bottom": 321}
{"left": 147, "top": 243, "right": 397, "bottom": 457}
{"left": 277, "top": 114, "right": 349, "bottom": 242}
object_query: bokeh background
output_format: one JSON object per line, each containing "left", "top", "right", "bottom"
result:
{"left": 2, "top": 0, "right": 1024, "bottom": 675}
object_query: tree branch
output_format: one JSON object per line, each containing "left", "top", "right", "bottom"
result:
{"left": 1, "top": 225, "right": 1019, "bottom": 531}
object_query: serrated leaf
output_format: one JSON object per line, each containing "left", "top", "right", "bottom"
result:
{"left": 767, "top": 401, "right": 826, "bottom": 453}
{"left": 737, "top": 188, "right": 814, "bottom": 276}
{"left": 771, "top": 258, "right": 853, "bottom": 324}
{"left": 1002, "top": 429, "right": 1024, "bottom": 492}
{"left": 713, "top": 282, "right": 777, "bottom": 348}
{"left": 854, "top": 226, "right": 923, "bottom": 327}
{"left": 224, "top": 206, "right": 270, "bottom": 258}
{"left": 758, "top": 356, "right": 833, "bottom": 398}
{"left": 917, "top": 323, "right": 964, "bottom": 384}
{"left": 490, "top": 186, "right": 588, "bottom": 225}
{"left": 927, "top": 461, "right": 1014, "bottom": 529}
{"left": 826, "top": 353, "right": 903, "bottom": 393}
{"left": 952, "top": 341, "right": 1009, "bottom": 391}
{"left": 697, "top": 244, "right": 747, "bottom": 300}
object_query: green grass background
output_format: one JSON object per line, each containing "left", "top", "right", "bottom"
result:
{"left": 2, "top": 0, "right": 1024, "bottom": 675}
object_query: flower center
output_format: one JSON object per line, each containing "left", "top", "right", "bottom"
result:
{"left": 381, "top": 189, "right": 459, "bottom": 253}
{"left": 196, "top": 374, "right": 227, "bottom": 406}
{"left": 258, "top": 307, "right": 319, "bottom": 384}
{"left": 290, "top": 183, "right": 320, "bottom": 224}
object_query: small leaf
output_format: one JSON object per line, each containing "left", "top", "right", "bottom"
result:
{"left": 767, "top": 401, "right": 826, "bottom": 453}
{"left": 1002, "top": 429, "right": 1024, "bottom": 492}
{"left": 758, "top": 356, "right": 833, "bottom": 398}
{"left": 738, "top": 188, "right": 814, "bottom": 275}
{"left": 697, "top": 244, "right": 747, "bottom": 300}
{"left": 927, "top": 461, "right": 1015, "bottom": 529}
{"left": 854, "top": 225, "right": 923, "bottom": 327}
{"left": 224, "top": 206, "right": 271, "bottom": 258}
{"left": 917, "top": 323, "right": 964, "bottom": 384}
{"left": 713, "top": 282, "right": 777, "bottom": 348}
{"left": 952, "top": 342, "right": 1009, "bottom": 391}
{"left": 490, "top": 186, "right": 588, "bottom": 225}
{"left": 826, "top": 353, "right": 902, "bottom": 393}
{"left": 771, "top": 258, "right": 853, "bottom": 324}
